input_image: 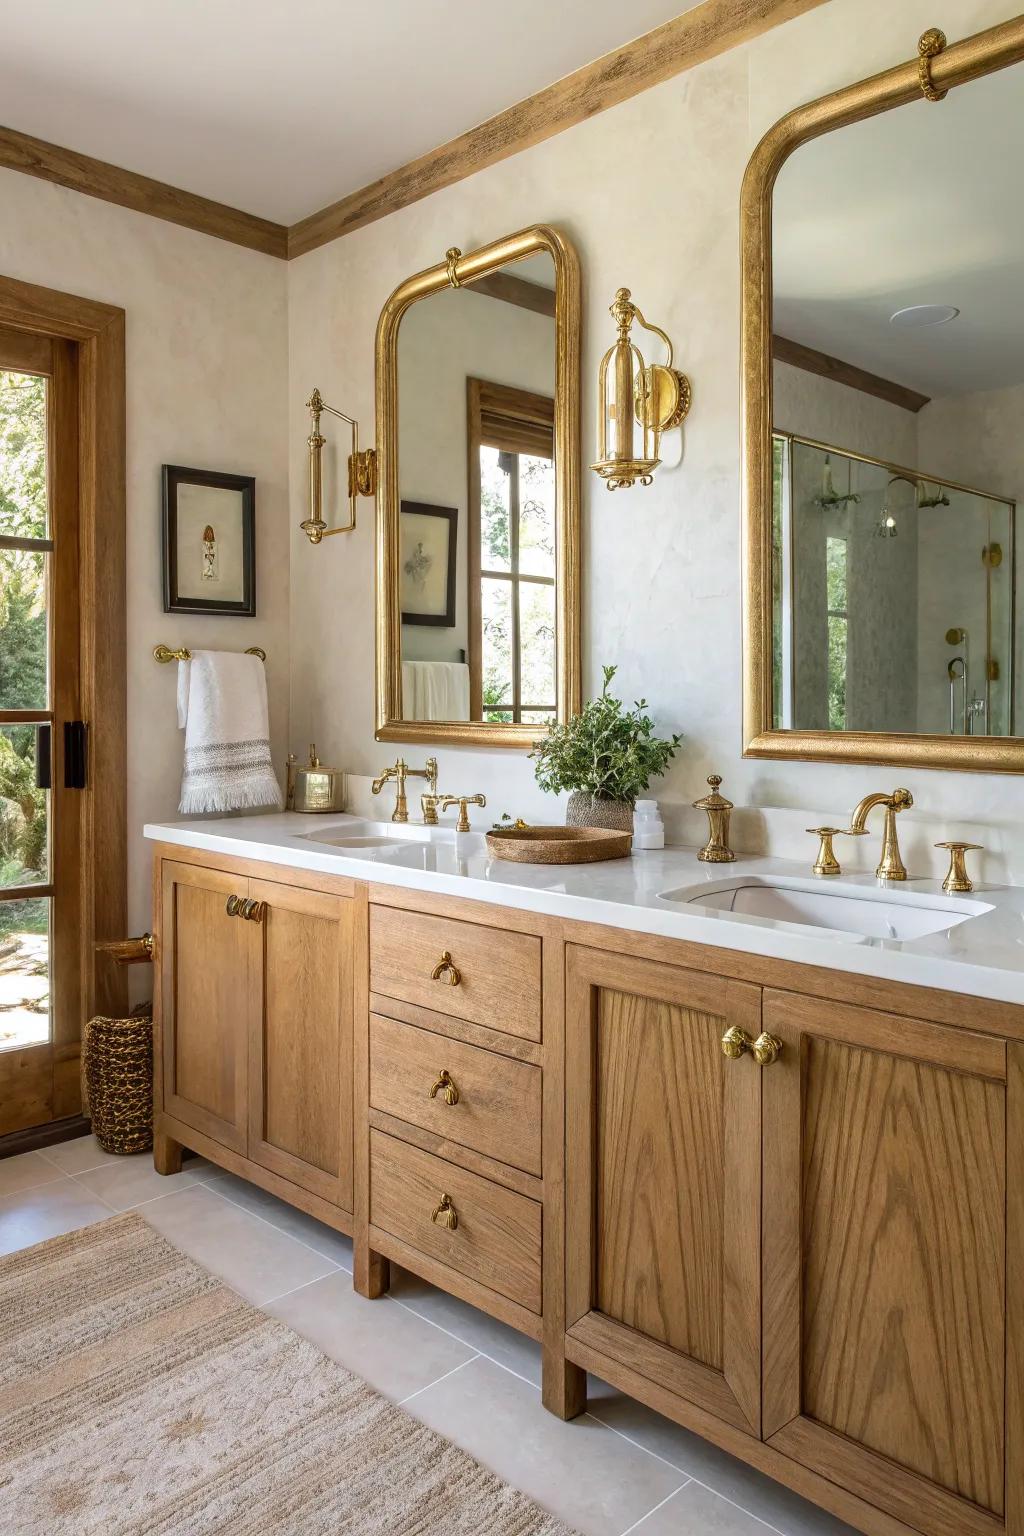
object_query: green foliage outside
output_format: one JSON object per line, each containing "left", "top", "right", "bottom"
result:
{"left": 825, "top": 536, "right": 848, "bottom": 732}
{"left": 0, "top": 370, "right": 49, "bottom": 937}
{"left": 530, "top": 665, "right": 682, "bottom": 806}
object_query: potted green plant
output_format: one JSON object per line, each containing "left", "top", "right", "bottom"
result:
{"left": 530, "top": 665, "right": 682, "bottom": 832}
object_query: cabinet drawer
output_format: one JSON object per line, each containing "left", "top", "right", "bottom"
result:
{"left": 370, "top": 906, "right": 541, "bottom": 1042}
{"left": 369, "top": 1130, "right": 542, "bottom": 1312}
{"left": 370, "top": 1014, "right": 542, "bottom": 1176}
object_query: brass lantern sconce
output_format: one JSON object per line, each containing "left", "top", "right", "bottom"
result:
{"left": 300, "top": 387, "right": 377, "bottom": 545}
{"left": 591, "top": 288, "right": 691, "bottom": 490}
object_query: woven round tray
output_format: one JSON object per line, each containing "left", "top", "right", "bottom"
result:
{"left": 485, "top": 825, "right": 632, "bottom": 864}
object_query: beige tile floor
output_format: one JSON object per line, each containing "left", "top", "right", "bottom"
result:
{"left": 0, "top": 1134, "right": 861, "bottom": 1536}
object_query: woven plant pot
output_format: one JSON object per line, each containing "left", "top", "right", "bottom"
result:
{"left": 81, "top": 1012, "right": 154, "bottom": 1155}
{"left": 565, "top": 791, "right": 634, "bottom": 833}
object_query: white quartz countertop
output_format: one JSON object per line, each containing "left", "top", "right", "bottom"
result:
{"left": 144, "top": 812, "right": 1024, "bottom": 1008}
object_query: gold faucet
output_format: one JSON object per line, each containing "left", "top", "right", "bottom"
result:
{"left": 371, "top": 756, "right": 438, "bottom": 823}
{"left": 847, "top": 788, "right": 914, "bottom": 880}
{"left": 438, "top": 794, "right": 486, "bottom": 833}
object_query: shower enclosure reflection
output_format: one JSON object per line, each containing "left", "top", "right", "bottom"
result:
{"left": 771, "top": 435, "right": 1015, "bottom": 736}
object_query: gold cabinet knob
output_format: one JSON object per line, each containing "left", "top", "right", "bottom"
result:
{"left": 431, "top": 1193, "right": 458, "bottom": 1230}
{"left": 242, "top": 899, "right": 266, "bottom": 922}
{"left": 752, "top": 1032, "right": 782, "bottom": 1066}
{"left": 721, "top": 1025, "right": 751, "bottom": 1059}
{"left": 430, "top": 950, "right": 461, "bottom": 986}
{"left": 225, "top": 894, "right": 242, "bottom": 917}
{"left": 428, "top": 1069, "right": 460, "bottom": 1106}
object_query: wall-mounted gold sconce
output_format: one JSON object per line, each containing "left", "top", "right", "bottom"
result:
{"left": 591, "top": 288, "right": 690, "bottom": 490}
{"left": 300, "top": 387, "right": 377, "bottom": 545}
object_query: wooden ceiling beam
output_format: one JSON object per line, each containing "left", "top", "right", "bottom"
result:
{"left": 773, "top": 334, "right": 931, "bottom": 414}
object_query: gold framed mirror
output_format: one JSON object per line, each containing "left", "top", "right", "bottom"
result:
{"left": 375, "top": 225, "right": 581, "bottom": 748}
{"left": 742, "top": 17, "right": 1024, "bottom": 772}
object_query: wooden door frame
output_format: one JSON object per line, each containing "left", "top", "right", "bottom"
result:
{"left": 564, "top": 943, "right": 762, "bottom": 1436}
{"left": 0, "top": 273, "right": 125, "bottom": 1124}
{"left": 761, "top": 990, "right": 1013, "bottom": 1536}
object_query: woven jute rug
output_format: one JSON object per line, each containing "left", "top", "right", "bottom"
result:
{"left": 0, "top": 1212, "right": 577, "bottom": 1535}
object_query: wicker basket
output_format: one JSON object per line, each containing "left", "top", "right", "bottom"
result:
{"left": 81, "top": 1012, "right": 154, "bottom": 1155}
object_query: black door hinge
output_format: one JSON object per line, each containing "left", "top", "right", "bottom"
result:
{"left": 64, "top": 720, "right": 88, "bottom": 789}
{"left": 35, "top": 723, "right": 52, "bottom": 790}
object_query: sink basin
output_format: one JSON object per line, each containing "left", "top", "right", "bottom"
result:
{"left": 658, "top": 875, "right": 993, "bottom": 943}
{"left": 294, "top": 823, "right": 482, "bottom": 860}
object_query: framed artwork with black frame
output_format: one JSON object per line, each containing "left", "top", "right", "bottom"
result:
{"left": 162, "top": 464, "right": 256, "bottom": 616}
{"left": 400, "top": 500, "right": 457, "bottom": 627}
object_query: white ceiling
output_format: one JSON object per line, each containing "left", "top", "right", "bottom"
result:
{"left": 0, "top": 0, "right": 700, "bottom": 225}
{"left": 773, "top": 65, "right": 1024, "bottom": 399}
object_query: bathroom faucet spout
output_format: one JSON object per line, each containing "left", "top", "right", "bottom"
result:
{"left": 847, "top": 788, "right": 913, "bottom": 881}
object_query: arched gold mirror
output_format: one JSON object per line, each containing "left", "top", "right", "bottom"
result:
{"left": 375, "top": 225, "right": 581, "bottom": 748}
{"left": 742, "top": 17, "right": 1024, "bottom": 772}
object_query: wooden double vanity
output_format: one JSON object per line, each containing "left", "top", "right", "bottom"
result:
{"left": 149, "top": 831, "right": 1023, "bottom": 1536}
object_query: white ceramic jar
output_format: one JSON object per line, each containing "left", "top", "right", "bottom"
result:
{"left": 632, "top": 799, "right": 665, "bottom": 851}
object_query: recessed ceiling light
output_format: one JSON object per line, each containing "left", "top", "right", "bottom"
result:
{"left": 890, "top": 304, "right": 960, "bottom": 328}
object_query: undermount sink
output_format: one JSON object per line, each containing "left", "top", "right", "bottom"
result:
{"left": 658, "top": 875, "right": 993, "bottom": 943}
{"left": 296, "top": 818, "right": 462, "bottom": 855}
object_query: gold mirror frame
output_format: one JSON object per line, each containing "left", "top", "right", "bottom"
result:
{"left": 741, "top": 16, "right": 1024, "bottom": 773}
{"left": 375, "top": 224, "right": 582, "bottom": 748}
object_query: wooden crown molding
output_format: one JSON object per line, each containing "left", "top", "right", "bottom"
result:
{"left": 0, "top": 123, "right": 288, "bottom": 259}
{"left": 773, "top": 333, "right": 930, "bottom": 414}
{"left": 288, "top": 0, "right": 829, "bottom": 258}
{"left": 0, "top": 0, "right": 827, "bottom": 262}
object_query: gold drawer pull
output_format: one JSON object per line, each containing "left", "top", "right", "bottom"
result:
{"left": 431, "top": 950, "right": 461, "bottom": 986}
{"left": 752, "top": 1031, "right": 782, "bottom": 1066}
{"left": 240, "top": 899, "right": 266, "bottom": 922}
{"left": 431, "top": 1193, "right": 458, "bottom": 1230}
{"left": 429, "top": 1069, "right": 460, "bottom": 1106}
{"left": 226, "top": 894, "right": 243, "bottom": 917}
{"left": 721, "top": 1025, "right": 751, "bottom": 1059}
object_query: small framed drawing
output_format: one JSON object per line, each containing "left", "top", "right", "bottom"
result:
{"left": 162, "top": 465, "right": 256, "bottom": 616}
{"left": 400, "top": 500, "right": 457, "bottom": 627}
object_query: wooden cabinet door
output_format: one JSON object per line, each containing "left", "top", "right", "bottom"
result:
{"left": 565, "top": 945, "right": 762, "bottom": 1435}
{"left": 247, "top": 878, "right": 354, "bottom": 1211}
{"left": 762, "top": 990, "right": 1022, "bottom": 1536}
{"left": 160, "top": 861, "right": 253, "bottom": 1153}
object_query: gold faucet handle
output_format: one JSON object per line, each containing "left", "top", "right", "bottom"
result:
{"left": 806, "top": 827, "right": 845, "bottom": 877}
{"left": 935, "top": 841, "right": 983, "bottom": 894}
{"left": 439, "top": 794, "right": 486, "bottom": 833}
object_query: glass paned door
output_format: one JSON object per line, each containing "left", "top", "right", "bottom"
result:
{"left": 0, "top": 325, "right": 81, "bottom": 1133}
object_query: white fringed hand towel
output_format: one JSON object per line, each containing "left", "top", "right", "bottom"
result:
{"left": 176, "top": 650, "right": 282, "bottom": 814}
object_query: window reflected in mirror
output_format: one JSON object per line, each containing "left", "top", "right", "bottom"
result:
{"left": 397, "top": 253, "right": 557, "bottom": 724}
{"left": 769, "top": 64, "right": 1020, "bottom": 741}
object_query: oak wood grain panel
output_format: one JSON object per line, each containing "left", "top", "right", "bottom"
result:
{"left": 367, "top": 991, "right": 541, "bottom": 1063}
{"left": 147, "top": 841, "right": 356, "bottom": 898}
{"left": 769, "top": 1419, "right": 1003, "bottom": 1536}
{"left": 287, "top": 0, "right": 829, "bottom": 255}
{"left": 370, "top": 904, "right": 541, "bottom": 1041}
{"left": 352, "top": 885, "right": 390, "bottom": 1300}
{"left": 0, "top": 1049, "right": 52, "bottom": 1135}
{"left": 367, "top": 1225, "right": 542, "bottom": 1341}
{"left": 369, "top": 1129, "right": 542, "bottom": 1312}
{"left": 157, "top": 1112, "right": 353, "bottom": 1238}
{"left": 773, "top": 334, "right": 930, "bottom": 413}
{"left": 764, "top": 988, "right": 1006, "bottom": 1081}
{"left": 369, "top": 1013, "right": 541, "bottom": 1175}
{"left": 565, "top": 945, "right": 761, "bottom": 1433}
{"left": 0, "top": 123, "right": 288, "bottom": 258}
{"left": 569, "top": 1312, "right": 749, "bottom": 1432}
{"left": 161, "top": 862, "right": 251, "bottom": 1154}
{"left": 596, "top": 986, "right": 725, "bottom": 1369}
{"left": 248, "top": 879, "right": 354, "bottom": 1209}
{"left": 800, "top": 1038, "right": 1005, "bottom": 1514}
{"left": 367, "top": 1109, "right": 541, "bottom": 1200}
{"left": 565, "top": 1329, "right": 916, "bottom": 1536}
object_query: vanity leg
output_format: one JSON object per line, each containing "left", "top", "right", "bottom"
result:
{"left": 542, "top": 1348, "right": 587, "bottom": 1420}
{"left": 153, "top": 1130, "right": 183, "bottom": 1175}
{"left": 354, "top": 1242, "right": 391, "bottom": 1299}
